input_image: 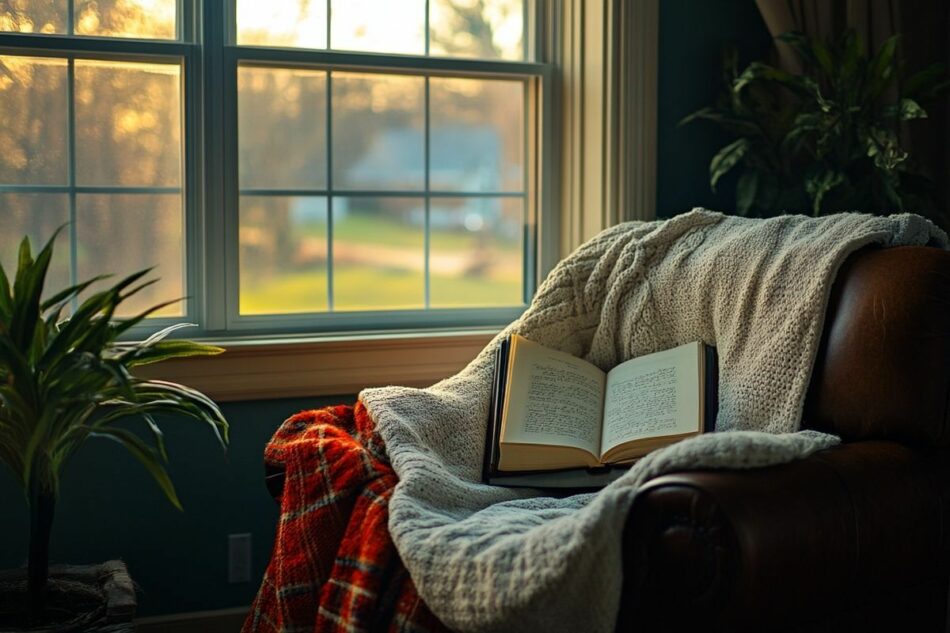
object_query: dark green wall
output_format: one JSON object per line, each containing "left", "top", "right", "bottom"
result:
{"left": 656, "top": 0, "right": 772, "bottom": 217}
{"left": 0, "top": 394, "right": 354, "bottom": 617}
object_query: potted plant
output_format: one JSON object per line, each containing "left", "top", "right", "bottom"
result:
{"left": 0, "top": 231, "right": 229, "bottom": 630}
{"left": 681, "top": 29, "right": 948, "bottom": 220}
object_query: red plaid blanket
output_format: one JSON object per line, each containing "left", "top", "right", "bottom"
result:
{"left": 243, "top": 403, "right": 449, "bottom": 633}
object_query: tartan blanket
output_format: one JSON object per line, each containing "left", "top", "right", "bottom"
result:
{"left": 243, "top": 403, "right": 449, "bottom": 633}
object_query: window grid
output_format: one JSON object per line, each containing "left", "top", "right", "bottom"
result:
{"left": 0, "top": 50, "right": 187, "bottom": 315}
{"left": 0, "top": 0, "right": 548, "bottom": 337}
{"left": 235, "top": 64, "right": 531, "bottom": 315}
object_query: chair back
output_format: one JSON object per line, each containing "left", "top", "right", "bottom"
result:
{"left": 804, "top": 245, "right": 950, "bottom": 446}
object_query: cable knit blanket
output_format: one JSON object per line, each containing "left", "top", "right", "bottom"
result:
{"left": 360, "top": 209, "right": 948, "bottom": 633}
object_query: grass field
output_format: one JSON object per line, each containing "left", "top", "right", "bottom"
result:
{"left": 240, "top": 213, "right": 523, "bottom": 313}
{"left": 240, "top": 265, "right": 522, "bottom": 313}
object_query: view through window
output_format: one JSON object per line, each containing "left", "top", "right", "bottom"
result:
{"left": 0, "top": 0, "right": 541, "bottom": 333}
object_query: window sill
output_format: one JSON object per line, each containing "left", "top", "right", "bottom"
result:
{"left": 133, "top": 329, "right": 498, "bottom": 402}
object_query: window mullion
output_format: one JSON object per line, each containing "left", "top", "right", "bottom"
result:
{"left": 201, "top": 0, "right": 230, "bottom": 332}
{"left": 66, "top": 57, "right": 77, "bottom": 290}
{"left": 326, "top": 70, "right": 334, "bottom": 312}
{"left": 424, "top": 75, "right": 431, "bottom": 309}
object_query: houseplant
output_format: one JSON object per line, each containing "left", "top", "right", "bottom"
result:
{"left": 0, "top": 231, "right": 229, "bottom": 629}
{"left": 682, "top": 29, "right": 948, "bottom": 219}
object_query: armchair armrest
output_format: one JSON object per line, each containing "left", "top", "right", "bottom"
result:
{"left": 618, "top": 441, "right": 950, "bottom": 632}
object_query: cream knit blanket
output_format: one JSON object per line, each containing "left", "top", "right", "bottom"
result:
{"left": 360, "top": 209, "right": 947, "bottom": 633}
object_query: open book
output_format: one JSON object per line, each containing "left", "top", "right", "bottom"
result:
{"left": 482, "top": 335, "right": 718, "bottom": 488}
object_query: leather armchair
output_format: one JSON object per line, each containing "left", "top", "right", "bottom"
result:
{"left": 618, "top": 245, "right": 950, "bottom": 632}
{"left": 264, "top": 245, "right": 950, "bottom": 632}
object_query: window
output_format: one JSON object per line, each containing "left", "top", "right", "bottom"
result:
{"left": 0, "top": 0, "right": 546, "bottom": 336}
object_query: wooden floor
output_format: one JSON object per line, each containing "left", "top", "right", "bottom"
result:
{"left": 135, "top": 606, "right": 248, "bottom": 633}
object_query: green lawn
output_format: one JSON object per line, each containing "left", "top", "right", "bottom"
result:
{"left": 240, "top": 264, "right": 522, "bottom": 314}
{"left": 302, "top": 213, "right": 520, "bottom": 253}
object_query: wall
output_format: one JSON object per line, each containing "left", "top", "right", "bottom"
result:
{"left": 655, "top": 0, "right": 772, "bottom": 217}
{"left": 0, "top": 394, "right": 353, "bottom": 617}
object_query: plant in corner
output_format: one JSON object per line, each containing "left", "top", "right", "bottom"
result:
{"left": 0, "top": 231, "right": 229, "bottom": 629}
{"left": 681, "top": 29, "right": 949, "bottom": 220}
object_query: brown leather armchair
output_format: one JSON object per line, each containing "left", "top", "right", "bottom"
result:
{"left": 618, "top": 245, "right": 950, "bottom": 632}
{"left": 265, "top": 245, "right": 950, "bottom": 632}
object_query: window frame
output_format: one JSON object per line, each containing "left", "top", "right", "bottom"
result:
{"left": 209, "top": 1, "right": 550, "bottom": 336}
{"left": 0, "top": 0, "right": 551, "bottom": 340}
{"left": 0, "top": 30, "right": 199, "bottom": 333}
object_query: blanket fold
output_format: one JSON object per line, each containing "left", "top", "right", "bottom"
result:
{"left": 243, "top": 403, "right": 448, "bottom": 633}
{"left": 360, "top": 209, "right": 948, "bottom": 633}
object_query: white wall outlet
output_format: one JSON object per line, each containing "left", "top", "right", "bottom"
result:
{"left": 228, "top": 533, "right": 252, "bottom": 583}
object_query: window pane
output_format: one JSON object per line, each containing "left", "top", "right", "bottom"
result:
{"left": 236, "top": 0, "right": 327, "bottom": 48}
{"left": 430, "top": 77, "right": 524, "bottom": 192}
{"left": 429, "top": 196, "right": 522, "bottom": 307}
{"left": 239, "top": 196, "right": 328, "bottom": 315}
{"left": 74, "top": 0, "right": 176, "bottom": 39}
{"left": 430, "top": 0, "right": 524, "bottom": 60}
{"left": 0, "top": 193, "right": 70, "bottom": 295}
{"left": 76, "top": 193, "right": 183, "bottom": 317}
{"left": 0, "top": 56, "right": 67, "bottom": 184}
{"left": 332, "top": 197, "right": 424, "bottom": 310}
{"left": 0, "top": 0, "right": 66, "bottom": 34}
{"left": 75, "top": 59, "right": 182, "bottom": 187}
{"left": 330, "top": 0, "right": 424, "bottom": 55}
{"left": 238, "top": 66, "right": 327, "bottom": 190}
{"left": 332, "top": 72, "right": 424, "bottom": 191}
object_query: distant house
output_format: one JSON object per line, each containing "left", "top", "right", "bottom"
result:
{"left": 334, "top": 126, "right": 518, "bottom": 237}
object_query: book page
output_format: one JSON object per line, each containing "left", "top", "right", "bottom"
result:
{"left": 600, "top": 342, "right": 701, "bottom": 456}
{"left": 501, "top": 335, "right": 605, "bottom": 457}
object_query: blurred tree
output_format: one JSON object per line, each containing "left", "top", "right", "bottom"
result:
{"left": 0, "top": 0, "right": 182, "bottom": 315}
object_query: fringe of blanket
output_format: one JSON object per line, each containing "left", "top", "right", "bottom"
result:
{"left": 243, "top": 403, "right": 449, "bottom": 633}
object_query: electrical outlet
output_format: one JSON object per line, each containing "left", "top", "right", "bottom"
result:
{"left": 228, "top": 533, "right": 252, "bottom": 583}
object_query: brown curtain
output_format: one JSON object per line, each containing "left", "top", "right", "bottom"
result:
{"left": 755, "top": 0, "right": 950, "bottom": 224}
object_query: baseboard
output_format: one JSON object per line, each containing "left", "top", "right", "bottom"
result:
{"left": 135, "top": 606, "right": 248, "bottom": 633}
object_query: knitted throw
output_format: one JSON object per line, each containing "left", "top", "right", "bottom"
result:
{"left": 360, "top": 210, "right": 948, "bottom": 633}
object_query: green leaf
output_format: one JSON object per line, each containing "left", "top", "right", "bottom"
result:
{"left": 866, "top": 35, "right": 899, "bottom": 98}
{"left": 40, "top": 274, "right": 111, "bottom": 314}
{"left": 709, "top": 138, "right": 749, "bottom": 191}
{"left": 811, "top": 40, "right": 835, "bottom": 78}
{"left": 679, "top": 106, "right": 716, "bottom": 127}
{"left": 776, "top": 31, "right": 816, "bottom": 65}
{"left": 0, "top": 259, "right": 12, "bottom": 324}
{"left": 137, "top": 380, "right": 228, "bottom": 445}
{"left": 107, "top": 297, "right": 185, "bottom": 340}
{"left": 864, "top": 126, "right": 908, "bottom": 171}
{"left": 805, "top": 170, "right": 846, "bottom": 215}
{"left": 140, "top": 323, "right": 197, "bottom": 347}
{"left": 736, "top": 170, "right": 760, "bottom": 215}
{"left": 902, "top": 62, "right": 946, "bottom": 98}
{"left": 10, "top": 233, "right": 56, "bottom": 351}
{"left": 840, "top": 29, "right": 864, "bottom": 79}
{"left": 125, "top": 340, "right": 225, "bottom": 367}
{"left": 734, "top": 61, "right": 820, "bottom": 99}
{"left": 87, "top": 426, "right": 182, "bottom": 510}
{"left": 883, "top": 98, "right": 927, "bottom": 121}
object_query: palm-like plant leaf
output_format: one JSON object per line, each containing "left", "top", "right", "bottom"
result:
{"left": 0, "top": 232, "right": 229, "bottom": 506}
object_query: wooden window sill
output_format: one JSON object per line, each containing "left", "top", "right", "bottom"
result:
{"left": 133, "top": 330, "right": 497, "bottom": 402}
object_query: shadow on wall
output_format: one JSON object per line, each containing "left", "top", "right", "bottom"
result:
{"left": 656, "top": 0, "right": 775, "bottom": 217}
